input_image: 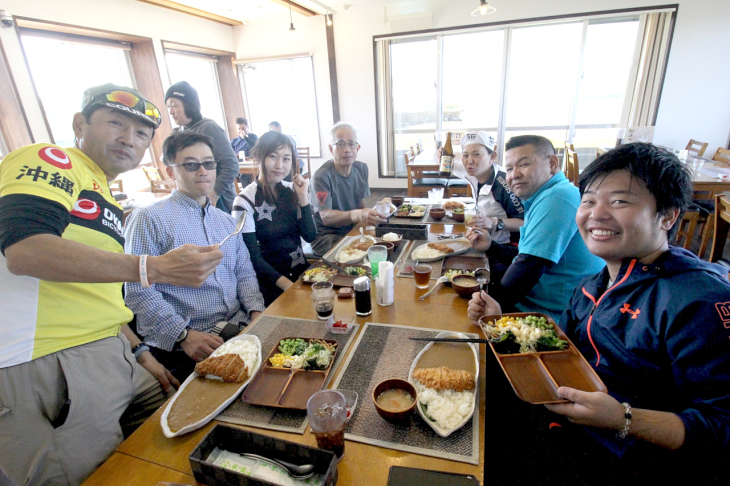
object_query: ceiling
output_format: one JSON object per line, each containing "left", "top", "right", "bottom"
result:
{"left": 163, "top": 0, "right": 439, "bottom": 23}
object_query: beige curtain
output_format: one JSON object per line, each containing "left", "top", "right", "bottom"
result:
{"left": 628, "top": 11, "right": 673, "bottom": 127}
{"left": 375, "top": 39, "right": 398, "bottom": 177}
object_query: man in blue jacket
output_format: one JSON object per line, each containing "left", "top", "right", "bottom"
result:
{"left": 478, "top": 143, "right": 730, "bottom": 484}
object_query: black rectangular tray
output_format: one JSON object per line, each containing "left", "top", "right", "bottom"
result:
{"left": 375, "top": 223, "right": 428, "bottom": 241}
{"left": 190, "top": 424, "right": 338, "bottom": 486}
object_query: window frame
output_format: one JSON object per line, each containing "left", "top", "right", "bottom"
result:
{"left": 374, "top": 5, "right": 677, "bottom": 178}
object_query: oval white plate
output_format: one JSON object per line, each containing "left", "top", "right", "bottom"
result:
{"left": 408, "top": 331, "right": 479, "bottom": 438}
{"left": 160, "top": 333, "right": 261, "bottom": 438}
{"left": 336, "top": 235, "right": 377, "bottom": 264}
{"left": 410, "top": 238, "right": 472, "bottom": 262}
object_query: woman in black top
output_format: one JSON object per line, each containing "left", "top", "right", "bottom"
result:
{"left": 232, "top": 132, "right": 316, "bottom": 305}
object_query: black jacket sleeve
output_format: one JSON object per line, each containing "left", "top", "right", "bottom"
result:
{"left": 298, "top": 203, "right": 317, "bottom": 242}
{"left": 488, "top": 252, "right": 555, "bottom": 309}
{"left": 241, "top": 232, "right": 282, "bottom": 283}
{"left": 0, "top": 194, "right": 70, "bottom": 255}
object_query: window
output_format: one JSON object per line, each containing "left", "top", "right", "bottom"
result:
{"left": 375, "top": 8, "right": 672, "bottom": 177}
{"left": 238, "top": 56, "right": 321, "bottom": 157}
{"left": 165, "top": 51, "right": 228, "bottom": 135}
{"left": 0, "top": 128, "right": 8, "bottom": 160}
{"left": 20, "top": 32, "right": 134, "bottom": 148}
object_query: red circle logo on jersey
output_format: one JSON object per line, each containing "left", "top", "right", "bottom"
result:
{"left": 38, "top": 147, "right": 72, "bottom": 170}
{"left": 70, "top": 199, "right": 101, "bottom": 220}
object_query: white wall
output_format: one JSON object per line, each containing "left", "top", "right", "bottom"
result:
{"left": 0, "top": 0, "right": 236, "bottom": 142}
{"left": 329, "top": 0, "right": 730, "bottom": 188}
{"left": 232, "top": 14, "right": 334, "bottom": 173}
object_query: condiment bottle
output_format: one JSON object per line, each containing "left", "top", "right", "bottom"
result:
{"left": 439, "top": 132, "right": 453, "bottom": 176}
{"left": 353, "top": 276, "right": 372, "bottom": 316}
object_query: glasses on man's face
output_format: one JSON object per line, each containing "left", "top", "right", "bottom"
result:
{"left": 170, "top": 161, "right": 218, "bottom": 172}
{"left": 333, "top": 141, "right": 358, "bottom": 149}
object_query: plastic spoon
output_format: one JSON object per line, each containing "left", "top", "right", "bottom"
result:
{"left": 220, "top": 209, "right": 247, "bottom": 247}
{"left": 419, "top": 276, "right": 448, "bottom": 301}
{"left": 240, "top": 453, "right": 315, "bottom": 479}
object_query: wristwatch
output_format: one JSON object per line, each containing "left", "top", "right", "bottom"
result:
{"left": 491, "top": 217, "right": 505, "bottom": 231}
{"left": 495, "top": 218, "right": 505, "bottom": 231}
{"left": 176, "top": 328, "right": 188, "bottom": 343}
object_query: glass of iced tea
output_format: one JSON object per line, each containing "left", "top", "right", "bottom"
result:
{"left": 413, "top": 264, "right": 432, "bottom": 289}
{"left": 312, "top": 289, "right": 335, "bottom": 320}
{"left": 307, "top": 390, "right": 347, "bottom": 461}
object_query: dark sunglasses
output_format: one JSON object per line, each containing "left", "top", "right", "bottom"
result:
{"left": 102, "top": 90, "right": 162, "bottom": 126}
{"left": 170, "top": 161, "right": 218, "bottom": 172}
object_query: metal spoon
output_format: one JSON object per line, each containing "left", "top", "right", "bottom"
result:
{"left": 475, "top": 267, "right": 490, "bottom": 293}
{"left": 219, "top": 209, "right": 247, "bottom": 247}
{"left": 360, "top": 226, "right": 366, "bottom": 242}
{"left": 419, "top": 276, "right": 448, "bottom": 301}
{"left": 240, "top": 453, "right": 315, "bottom": 479}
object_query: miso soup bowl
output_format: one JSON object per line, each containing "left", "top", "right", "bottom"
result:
{"left": 451, "top": 274, "right": 480, "bottom": 298}
{"left": 372, "top": 379, "right": 417, "bottom": 422}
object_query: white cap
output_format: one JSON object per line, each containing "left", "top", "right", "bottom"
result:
{"left": 461, "top": 131, "right": 496, "bottom": 151}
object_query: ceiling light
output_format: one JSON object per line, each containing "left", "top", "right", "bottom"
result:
{"left": 288, "top": 1, "right": 302, "bottom": 38}
{"left": 471, "top": 1, "right": 496, "bottom": 16}
{"left": 327, "top": 13, "right": 333, "bottom": 26}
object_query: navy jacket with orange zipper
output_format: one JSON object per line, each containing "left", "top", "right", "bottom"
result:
{"left": 562, "top": 246, "right": 730, "bottom": 456}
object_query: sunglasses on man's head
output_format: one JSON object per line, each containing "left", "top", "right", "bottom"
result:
{"left": 170, "top": 161, "right": 218, "bottom": 172}
{"left": 99, "top": 90, "right": 162, "bottom": 126}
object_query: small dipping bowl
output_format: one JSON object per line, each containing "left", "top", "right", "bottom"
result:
{"left": 372, "top": 379, "right": 417, "bottom": 422}
{"left": 429, "top": 208, "right": 446, "bottom": 221}
{"left": 391, "top": 196, "right": 405, "bottom": 206}
{"left": 451, "top": 274, "right": 480, "bottom": 298}
{"left": 374, "top": 240, "right": 395, "bottom": 255}
{"left": 451, "top": 211, "right": 465, "bottom": 222}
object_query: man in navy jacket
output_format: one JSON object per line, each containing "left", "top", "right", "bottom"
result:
{"left": 477, "top": 143, "right": 729, "bottom": 483}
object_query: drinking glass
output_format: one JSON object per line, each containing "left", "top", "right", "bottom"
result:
{"left": 413, "top": 264, "right": 432, "bottom": 289}
{"left": 311, "top": 289, "right": 335, "bottom": 320}
{"left": 375, "top": 201, "right": 391, "bottom": 217}
{"left": 368, "top": 245, "right": 388, "bottom": 278}
{"left": 307, "top": 390, "right": 347, "bottom": 461}
{"left": 464, "top": 209, "right": 476, "bottom": 226}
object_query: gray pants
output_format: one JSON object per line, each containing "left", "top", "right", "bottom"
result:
{"left": 0, "top": 334, "right": 167, "bottom": 486}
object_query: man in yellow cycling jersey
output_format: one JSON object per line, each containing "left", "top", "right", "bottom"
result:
{"left": 0, "top": 84, "right": 224, "bottom": 486}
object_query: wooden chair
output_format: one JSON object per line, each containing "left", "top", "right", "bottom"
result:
{"left": 297, "top": 147, "right": 311, "bottom": 179}
{"left": 405, "top": 152, "right": 447, "bottom": 198}
{"left": 108, "top": 179, "right": 123, "bottom": 193}
{"left": 675, "top": 208, "right": 701, "bottom": 250}
{"left": 686, "top": 139, "right": 709, "bottom": 157}
{"left": 565, "top": 148, "right": 580, "bottom": 187}
{"left": 142, "top": 166, "right": 175, "bottom": 194}
{"left": 712, "top": 147, "right": 730, "bottom": 166}
{"left": 446, "top": 179, "right": 469, "bottom": 198}
{"left": 414, "top": 142, "right": 421, "bottom": 155}
{"left": 709, "top": 194, "right": 730, "bottom": 267}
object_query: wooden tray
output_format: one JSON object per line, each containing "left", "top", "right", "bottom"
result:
{"left": 242, "top": 337, "right": 339, "bottom": 410}
{"left": 479, "top": 313, "right": 606, "bottom": 404}
{"left": 300, "top": 262, "right": 369, "bottom": 287}
{"left": 441, "top": 255, "right": 488, "bottom": 286}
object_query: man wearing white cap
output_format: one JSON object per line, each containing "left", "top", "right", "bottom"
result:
{"left": 453, "top": 131, "right": 524, "bottom": 244}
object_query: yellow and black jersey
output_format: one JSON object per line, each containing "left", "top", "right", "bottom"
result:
{"left": 0, "top": 143, "right": 132, "bottom": 368}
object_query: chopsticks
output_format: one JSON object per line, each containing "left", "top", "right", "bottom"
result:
{"left": 409, "top": 337, "right": 489, "bottom": 344}
{"left": 321, "top": 258, "right": 349, "bottom": 274}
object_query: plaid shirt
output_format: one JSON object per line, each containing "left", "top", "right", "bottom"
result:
{"left": 124, "top": 190, "right": 265, "bottom": 351}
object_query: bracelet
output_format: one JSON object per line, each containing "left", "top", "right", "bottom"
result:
{"left": 139, "top": 254, "right": 150, "bottom": 288}
{"left": 616, "top": 402, "right": 632, "bottom": 439}
{"left": 132, "top": 343, "right": 150, "bottom": 360}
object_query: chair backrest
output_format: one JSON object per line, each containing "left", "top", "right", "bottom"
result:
{"left": 108, "top": 179, "right": 123, "bottom": 193}
{"left": 563, "top": 141, "right": 574, "bottom": 175}
{"left": 712, "top": 147, "right": 730, "bottom": 166}
{"left": 710, "top": 194, "right": 730, "bottom": 263}
{"left": 297, "top": 147, "right": 311, "bottom": 179}
{"left": 675, "top": 208, "right": 700, "bottom": 251}
{"left": 686, "top": 139, "right": 709, "bottom": 157}
{"left": 566, "top": 148, "right": 580, "bottom": 187}
{"left": 142, "top": 165, "right": 174, "bottom": 193}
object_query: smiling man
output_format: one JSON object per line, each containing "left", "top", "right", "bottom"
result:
{"left": 477, "top": 143, "right": 730, "bottom": 484}
{"left": 123, "top": 131, "right": 265, "bottom": 383}
{"left": 467, "top": 135, "right": 603, "bottom": 319}
{"left": 309, "top": 122, "right": 386, "bottom": 255}
{"left": 0, "top": 84, "right": 224, "bottom": 485}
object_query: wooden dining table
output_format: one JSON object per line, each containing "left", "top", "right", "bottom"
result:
{"left": 82, "top": 222, "right": 484, "bottom": 486}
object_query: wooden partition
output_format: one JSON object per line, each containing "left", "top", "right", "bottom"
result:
{"left": 0, "top": 36, "right": 33, "bottom": 151}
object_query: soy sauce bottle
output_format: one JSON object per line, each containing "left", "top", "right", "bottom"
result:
{"left": 439, "top": 132, "right": 453, "bottom": 176}
{"left": 353, "top": 276, "right": 372, "bottom": 316}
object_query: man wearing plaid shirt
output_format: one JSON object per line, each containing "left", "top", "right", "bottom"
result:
{"left": 124, "top": 132, "right": 265, "bottom": 382}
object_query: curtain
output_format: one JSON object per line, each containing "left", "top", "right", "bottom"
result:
{"left": 627, "top": 11, "right": 673, "bottom": 127}
{"left": 375, "top": 39, "right": 397, "bottom": 177}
